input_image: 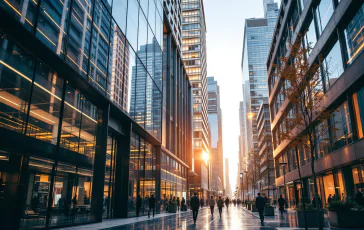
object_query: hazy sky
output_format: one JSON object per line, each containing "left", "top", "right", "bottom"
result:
{"left": 204, "top": 0, "right": 267, "bottom": 194}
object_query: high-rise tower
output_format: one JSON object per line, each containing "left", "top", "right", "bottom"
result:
{"left": 182, "top": 0, "right": 210, "bottom": 197}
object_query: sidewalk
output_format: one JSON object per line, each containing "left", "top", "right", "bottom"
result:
{"left": 241, "top": 206, "right": 362, "bottom": 230}
{"left": 58, "top": 207, "right": 211, "bottom": 230}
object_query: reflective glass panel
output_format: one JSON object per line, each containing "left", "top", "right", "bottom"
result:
{"left": 344, "top": 4, "right": 364, "bottom": 65}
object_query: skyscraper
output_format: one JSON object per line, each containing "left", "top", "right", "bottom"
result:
{"left": 241, "top": 0, "right": 278, "bottom": 195}
{"left": 207, "top": 76, "right": 224, "bottom": 196}
{"left": 182, "top": 0, "right": 210, "bottom": 197}
{"left": 224, "top": 158, "right": 231, "bottom": 198}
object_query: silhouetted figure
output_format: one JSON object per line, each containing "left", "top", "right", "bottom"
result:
{"left": 200, "top": 197, "right": 204, "bottom": 208}
{"left": 177, "top": 197, "right": 180, "bottom": 211}
{"left": 148, "top": 194, "right": 156, "bottom": 217}
{"left": 278, "top": 195, "right": 285, "bottom": 215}
{"left": 181, "top": 197, "right": 186, "bottom": 211}
{"left": 191, "top": 192, "right": 200, "bottom": 224}
{"left": 136, "top": 194, "right": 142, "bottom": 217}
{"left": 237, "top": 198, "right": 241, "bottom": 206}
{"left": 311, "top": 195, "right": 322, "bottom": 209}
{"left": 263, "top": 193, "right": 268, "bottom": 204}
{"left": 209, "top": 196, "right": 215, "bottom": 216}
{"left": 355, "top": 190, "right": 363, "bottom": 205}
{"left": 327, "top": 194, "right": 333, "bottom": 204}
{"left": 256, "top": 193, "right": 265, "bottom": 224}
{"left": 31, "top": 196, "right": 39, "bottom": 212}
{"left": 217, "top": 196, "right": 224, "bottom": 218}
{"left": 225, "top": 197, "right": 230, "bottom": 210}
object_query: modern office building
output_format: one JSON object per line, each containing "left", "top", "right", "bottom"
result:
{"left": 182, "top": 0, "right": 210, "bottom": 198}
{"left": 241, "top": 0, "right": 278, "bottom": 197}
{"left": 241, "top": 0, "right": 278, "bottom": 156}
{"left": 256, "top": 99, "right": 275, "bottom": 199}
{"left": 207, "top": 76, "right": 224, "bottom": 196}
{"left": 267, "top": 0, "right": 364, "bottom": 208}
{"left": 0, "top": 0, "right": 192, "bottom": 229}
{"left": 224, "top": 158, "right": 232, "bottom": 198}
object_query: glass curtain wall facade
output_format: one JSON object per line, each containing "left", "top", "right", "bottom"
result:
{"left": 182, "top": 0, "right": 210, "bottom": 199}
{"left": 0, "top": 0, "right": 189, "bottom": 228}
{"left": 207, "top": 77, "right": 224, "bottom": 196}
{"left": 241, "top": 0, "right": 278, "bottom": 198}
{"left": 268, "top": 0, "right": 364, "bottom": 208}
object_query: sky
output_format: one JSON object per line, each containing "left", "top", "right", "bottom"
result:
{"left": 204, "top": 0, "right": 266, "bottom": 195}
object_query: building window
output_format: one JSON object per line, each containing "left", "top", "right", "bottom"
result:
{"left": 344, "top": 3, "right": 364, "bottom": 65}
{"left": 322, "top": 40, "right": 344, "bottom": 90}
{"left": 304, "top": 20, "right": 317, "bottom": 53}
{"left": 330, "top": 101, "right": 353, "bottom": 151}
{"left": 352, "top": 86, "right": 364, "bottom": 139}
{"left": 316, "top": 0, "right": 334, "bottom": 35}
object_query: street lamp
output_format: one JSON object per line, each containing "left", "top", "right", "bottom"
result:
{"left": 240, "top": 172, "right": 244, "bottom": 201}
{"left": 279, "top": 162, "right": 288, "bottom": 202}
{"left": 243, "top": 170, "right": 249, "bottom": 201}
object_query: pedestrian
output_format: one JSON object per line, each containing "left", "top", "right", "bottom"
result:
{"left": 327, "top": 194, "right": 333, "bottom": 204}
{"left": 311, "top": 195, "right": 322, "bottom": 209}
{"left": 225, "top": 197, "right": 230, "bottom": 210}
{"left": 237, "top": 198, "right": 241, "bottom": 206}
{"left": 217, "top": 196, "right": 224, "bottom": 218}
{"left": 181, "top": 197, "right": 186, "bottom": 211}
{"left": 200, "top": 197, "right": 204, "bottom": 208}
{"left": 31, "top": 195, "right": 39, "bottom": 212}
{"left": 209, "top": 196, "right": 215, "bottom": 216}
{"left": 177, "top": 197, "right": 181, "bottom": 211}
{"left": 256, "top": 193, "right": 265, "bottom": 224}
{"left": 278, "top": 195, "right": 285, "bottom": 215}
{"left": 136, "top": 194, "right": 142, "bottom": 217}
{"left": 355, "top": 190, "right": 363, "bottom": 205}
{"left": 190, "top": 192, "right": 200, "bottom": 224}
{"left": 148, "top": 194, "right": 156, "bottom": 217}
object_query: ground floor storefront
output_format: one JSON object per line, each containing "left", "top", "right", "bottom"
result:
{"left": 277, "top": 163, "right": 364, "bottom": 209}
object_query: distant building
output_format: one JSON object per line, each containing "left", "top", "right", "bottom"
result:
{"left": 224, "top": 158, "right": 232, "bottom": 198}
{"left": 207, "top": 76, "right": 224, "bottom": 196}
{"left": 241, "top": 0, "right": 278, "bottom": 196}
{"left": 256, "top": 99, "right": 275, "bottom": 199}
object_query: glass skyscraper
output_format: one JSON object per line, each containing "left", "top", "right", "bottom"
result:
{"left": 241, "top": 0, "right": 278, "bottom": 196}
{"left": 0, "top": 0, "right": 192, "bottom": 228}
{"left": 207, "top": 76, "right": 224, "bottom": 196}
{"left": 182, "top": 0, "right": 210, "bottom": 198}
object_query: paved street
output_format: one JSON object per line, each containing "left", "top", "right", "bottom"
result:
{"left": 63, "top": 206, "right": 275, "bottom": 230}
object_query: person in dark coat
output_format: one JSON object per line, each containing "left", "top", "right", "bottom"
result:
{"left": 200, "top": 197, "right": 204, "bottom": 208}
{"left": 31, "top": 196, "right": 39, "bottom": 212}
{"left": 255, "top": 193, "right": 265, "bottom": 223}
{"left": 190, "top": 192, "right": 200, "bottom": 224}
{"left": 355, "top": 190, "right": 363, "bottom": 205}
{"left": 225, "top": 197, "right": 230, "bottom": 210}
{"left": 278, "top": 195, "right": 285, "bottom": 215}
{"left": 148, "top": 194, "right": 156, "bottom": 217}
{"left": 311, "top": 195, "right": 322, "bottom": 209}
{"left": 217, "top": 196, "right": 224, "bottom": 218}
{"left": 136, "top": 194, "right": 142, "bottom": 217}
{"left": 181, "top": 197, "right": 186, "bottom": 210}
{"left": 177, "top": 197, "right": 181, "bottom": 211}
{"left": 327, "top": 194, "right": 333, "bottom": 204}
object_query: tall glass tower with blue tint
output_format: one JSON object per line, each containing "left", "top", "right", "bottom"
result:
{"left": 241, "top": 0, "right": 278, "bottom": 195}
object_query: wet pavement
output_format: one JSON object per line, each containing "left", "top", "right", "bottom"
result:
{"left": 61, "top": 205, "right": 364, "bottom": 229}
{"left": 63, "top": 206, "right": 274, "bottom": 230}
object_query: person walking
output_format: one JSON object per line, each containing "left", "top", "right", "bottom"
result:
{"left": 355, "top": 190, "right": 363, "bottom": 205}
{"left": 148, "top": 194, "right": 156, "bottom": 217}
{"left": 278, "top": 195, "right": 285, "bottom": 215}
{"left": 263, "top": 193, "right": 268, "bottom": 204}
{"left": 200, "top": 197, "right": 204, "bottom": 208}
{"left": 177, "top": 197, "right": 181, "bottom": 211}
{"left": 256, "top": 193, "right": 265, "bottom": 224}
{"left": 225, "top": 197, "right": 230, "bottom": 210}
{"left": 209, "top": 196, "right": 215, "bottom": 217}
{"left": 327, "top": 194, "right": 333, "bottom": 204}
{"left": 217, "top": 196, "right": 224, "bottom": 218}
{"left": 136, "top": 194, "right": 142, "bottom": 217}
{"left": 190, "top": 192, "right": 200, "bottom": 224}
{"left": 181, "top": 197, "right": 186, "bottom": 211}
